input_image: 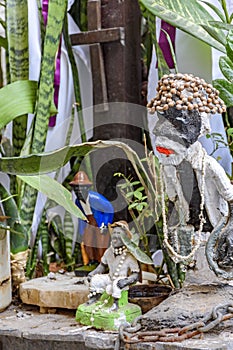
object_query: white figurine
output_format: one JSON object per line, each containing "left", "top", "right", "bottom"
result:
{"left": 148, "top": 73, "right": 233, "bottom": 278}
{"left": 86, "top": 221, "right": 140, "bottom": 311}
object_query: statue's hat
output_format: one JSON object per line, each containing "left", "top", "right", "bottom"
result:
{"left": 69, "top": 171, "right": 92, "bottom": 186}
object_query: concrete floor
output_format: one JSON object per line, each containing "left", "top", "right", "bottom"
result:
{"left": 0, "top": 302, "right": 233, "bottom": 350}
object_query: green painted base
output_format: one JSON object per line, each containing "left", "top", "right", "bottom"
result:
{"left": 76, "top": 291, "right": 141, "bottom": 331}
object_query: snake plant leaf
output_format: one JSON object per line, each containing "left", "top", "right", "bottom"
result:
{"left": 120, "top": 232, "right": 153, "bottom": 265}
{"left": 213, "top": 78, "right": 233, "bottom": 107}
{"left": 19, "top": 0, "right": 68, "bottom": 237}
{"left": 0, "top": 184, "right": 28, "bottom": 253}
{"left": 0, "top": 80, "right": 57, "bottom": 130}
{"left": 219, "top": 56, "right": 233, "bottom": 82}
{"left": 6, "top": 0, "right": 28, "bottom": 81}
{"left": 17, "top": 174, "right": 86, "bottom": 220}
{"left": 6, "top": 0, "right": 29, "bottom": 156}
{"left": 31, "top": 0, "right": 68, "bottom": 153}
{"left": 0, "top": 35, "right": 7, "bottom": 49}
{"left": 139, "top": 0, "right": 226, "bottom": 53}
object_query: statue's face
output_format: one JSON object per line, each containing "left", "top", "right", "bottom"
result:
{"left": 111, "top": 227, "right": 125, "bottom": 248}
{"left": 153, "top": 108, "right": 202, "bottom": 158}
{"left": 73, "top": 185, "right": 91, "bottom": 200}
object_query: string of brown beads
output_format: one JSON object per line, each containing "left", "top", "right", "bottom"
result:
{"left": 147, "top": 73, "right": 226, "bottom": 115}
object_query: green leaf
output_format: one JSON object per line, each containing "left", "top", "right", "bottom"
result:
{"left": 17, "top": 174, "right": 86, "bottom": 220}
{"left": 31, "top": 0, "right": 68, "bottom": 153}
{"left": 219, "top": 56, "right": 233, "bottom": 82}
{"left": 0, "top": 80, "right": 36, "bottom": 129}
{"left": 128, "top": 202, "right": 139, "bottom": 210}
{"left": 226, "top": 29, "right": 233, "bottom": 61}
{"left": 208, "top": 21, "right": 233, "bottom": 31}
{"left": 120, "top": 232, "right": 153, "bottom": 264}
{"left": 139, "top": 0, "right": 226, "bottom": 52}
{"left": 130, "top": 181, "right": 141, "bottom": 186}
{"left": 0, "top": 35, "right": 7, "bottom": 49}
{"left": 227, "top": 128, "right": 233, "bottom": 136}
{"left": 125, "top": 191, "right": 134, "bottom": 198}
{"left": 0, "top": 184, "right": 28, "bottom": 253}
{"left": 134, "top": 191, "right": 143, "bottom": 200}
{"left": 213, "top": 78, "right": 233, "bottom": 107}
{"left": 0, "top": 80, "right": 57, "bottom": 130}
{"left": 200, "top": 2, "right": 225, "bottom": 22}
{"left": 0, "top": 140, "right": 159, "bottom": 218}
{"left": 136, "top": 203, "right": 144, "bottom": 211}
{"left": 201, "top": 24, "right": 226, "bottom": 46}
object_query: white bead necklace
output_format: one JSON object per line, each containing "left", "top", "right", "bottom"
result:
{"left": 111, "top": 244, "right": 127, "bottom": 256}
{"left": 112, "top": 249, "right": 127, "bottom": 280}
{"left": 160, "top": 150, "right": 206, "bottom": 263}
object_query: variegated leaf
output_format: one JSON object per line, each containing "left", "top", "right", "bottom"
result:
{"left": 139, "top": 0, "right": 226, "bottom": 52}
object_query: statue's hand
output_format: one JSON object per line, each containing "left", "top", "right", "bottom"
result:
{"left": 117, "top": 278, "right": 129, "bottom": 289}
{"left": 87, "top": 272, "right": 93, "bottom": 283}
{"left": 99, "top": 223, "right": 108, "bottom": 234}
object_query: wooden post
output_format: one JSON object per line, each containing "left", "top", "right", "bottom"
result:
{"left": 71, "top": 0, "right": 144, "bottom": 220}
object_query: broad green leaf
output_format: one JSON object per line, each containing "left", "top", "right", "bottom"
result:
{"left": 201, "top": 25, "right": 226, "bottom": 46}
{"left": 17, "top": 174, "right": 86, "bottom": 220}
{"left": 0, "top": 140, "right": 159, "bottom": 216}
{"left": 120, "top": 232, "right": 153, "bottom": 264}
{"left": 226, "top": 29, "right": 233, "bottom": 62}
{"left": 139, "top": 0, "right": 226, "bottom": 52}
{"left": 213, "top": 78, "right": 233, "bottom": 107}
{"left": 219, "top": 56, "right": 233, "bottom": 82}
{"left": 0, "top": 80, "right": 36, "bottom": 130}
{"left": 208, "top": 21, "right": 233, "bottom": 31}
{"left": 200, "top": 2, "right": 225, "bottom": 22}
{"left": 0, "top": 80, "right": 57, "bottom": 130}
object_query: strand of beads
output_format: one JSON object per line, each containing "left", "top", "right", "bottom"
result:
{"left": 112, "top": 249, "right": 127, "bottom": 280}
{"left": 111, "top": 244, "right": 127, "bottom": 256}
{"left": 90, "top": 297, "right": 109, "bottom": 323}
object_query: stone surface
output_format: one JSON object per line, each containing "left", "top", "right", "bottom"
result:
{"left": 11, "top": 271, "right": 233, "bottom": 349}
{"left": 0, "top": 303, "right": 232, "bottom": 349}
{"left": 140, "top": 283, "right": 233, "bottom": 330}
{"left": 19, "top": 272, "right": 89, "bottom": 310}
{"left": 0, "top": 303, "right": 120, "bottom": 349}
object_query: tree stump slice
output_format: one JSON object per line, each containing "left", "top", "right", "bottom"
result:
{"left": 19, "top": 273, "right": 89, "bottom": 311}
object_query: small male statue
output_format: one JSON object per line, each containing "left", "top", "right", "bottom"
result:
{"left": 70, "top": 171, "right": 114, "bottom": 264}
{"left": 86, "top": 220, "right": 140, "bottom": 311}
